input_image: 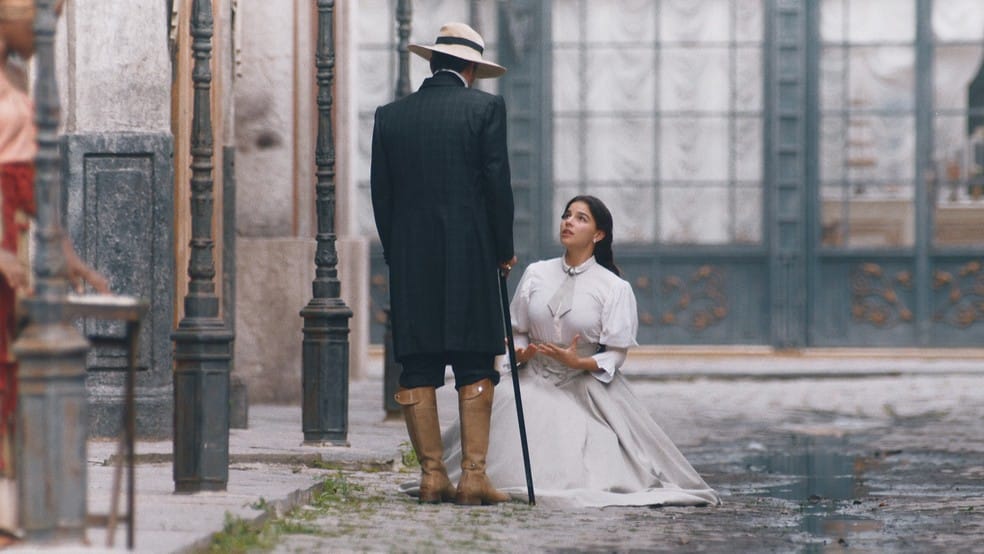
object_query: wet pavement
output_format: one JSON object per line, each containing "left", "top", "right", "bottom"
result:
{"left": 268, "top": 374, "right": 984, "bottom": 553}
{"left": 6, "top": 369, "right": 981, "bottom": 552}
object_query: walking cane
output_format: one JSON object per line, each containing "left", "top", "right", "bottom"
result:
{"left": 498, "top": 268, "right": 536, "bottom": 505}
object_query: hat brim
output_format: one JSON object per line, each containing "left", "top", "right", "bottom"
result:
{"left": 409, "top": 43, "right": 507, "bottom": 79}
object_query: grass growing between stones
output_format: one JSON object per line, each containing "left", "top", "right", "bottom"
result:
{"left": 200, "top": 472, "right": 368, "bottom": 552}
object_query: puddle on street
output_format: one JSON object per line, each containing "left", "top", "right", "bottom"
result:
{"left": 745, "top": 435, "right": 884, "bottom": 541}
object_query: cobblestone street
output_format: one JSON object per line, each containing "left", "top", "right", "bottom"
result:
{"left": 265, "top": 374, "right": 984, "bottom": 553}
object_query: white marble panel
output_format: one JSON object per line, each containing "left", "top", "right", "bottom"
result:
{"left": 660, "top": 0, "right": 730, "bottom": 44}
{"left": 585, "top": 0, "right": 656, "bottom": 44}
{"left": 659, "top": 186, "right": 730, "bottom": 244}
{"left": 659, "top": 117, "right": 729, "bottom": 181}
{"left": 585, "top": 117, "right": 656, "bottom": 182}
{"left": 933, "top": 0, "right": 984, "bottom": 42}
{"left": 585, "top": 48, "right": 656, "bottom": 112}
{"left": 659, "top": 47, "right": 730, "bottom": 112}
{"left": 69, "top": 2, "right": 170, "bottom": 132}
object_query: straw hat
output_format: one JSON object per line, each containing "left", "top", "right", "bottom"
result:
{"left": 409, "top": 22, "right": 506, "bottom": 79}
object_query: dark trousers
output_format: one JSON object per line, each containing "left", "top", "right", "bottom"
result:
{"left": 399, "top": 351, "right": 500, "bottom": 390}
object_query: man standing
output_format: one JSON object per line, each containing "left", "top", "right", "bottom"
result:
{"left": 371, "top": 22, "right": 516, "bottom": 505}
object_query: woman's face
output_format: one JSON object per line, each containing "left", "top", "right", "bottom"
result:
{"left": 560, "top": 200, "right": 604, "bottom": 251}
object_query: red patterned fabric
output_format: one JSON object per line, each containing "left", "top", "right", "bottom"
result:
{"left": 0, "top": 161, "right": 34, "bottom": 474}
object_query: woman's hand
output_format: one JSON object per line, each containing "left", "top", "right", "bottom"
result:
{"left": 61, "top": 236, "right": 110, "bottom": 294}
{"left": 0, "top": 249, "right": 30, "bottom": 293}
{"left": 515, "top": 343, "right": 538, "bottom": 364}
{"left": 537, "top": 334, "right": 597, "bottom": 372}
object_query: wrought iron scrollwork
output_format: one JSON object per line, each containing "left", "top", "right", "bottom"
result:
{"left": 932, "top": 261, "right": 984, "bottom": 328}
{"left": 850, "top": 263, "right": 913, "bottom": 327}
{"left": 658, "top": 266, "right": 728, "bottom": 332}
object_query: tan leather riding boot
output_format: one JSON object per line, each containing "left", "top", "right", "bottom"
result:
{"left": 455, "top": 378, "right": 509, "bottom": 505}
{"left": 394, "top": 386, "right": 456, "bottom": 503}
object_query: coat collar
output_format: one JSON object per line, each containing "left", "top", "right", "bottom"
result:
{"left": 420, "top": 70, "right": 467, "bottom": 90}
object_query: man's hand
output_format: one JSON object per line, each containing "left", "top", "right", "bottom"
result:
{"left": 499, "top": 255, "right": 518, "bottom": 278}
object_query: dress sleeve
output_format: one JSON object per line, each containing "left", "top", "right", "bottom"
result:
{"left": 599, "top": 279, "right": 639, "bottom": 349}
{"left": 590, "top": 279, "right": 639, "bottom": 382}
{"left": 509, "top": 264, "right": 535, "bottom": 351}
{"left": 590, "top": 346, "right": 627, "bottom": 383}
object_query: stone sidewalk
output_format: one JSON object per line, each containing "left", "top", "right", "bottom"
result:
{"left": 6, "top": 361, "right": 984, "bottom": 552}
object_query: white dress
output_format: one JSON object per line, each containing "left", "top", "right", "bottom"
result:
{"left": 403, "top": 256, "right": 721, "bottom": 508}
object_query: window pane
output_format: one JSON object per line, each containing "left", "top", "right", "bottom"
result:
{"left": 848, "top": 47, "right": 915, "bottom": 111}
{"left": 590, "top": 187, "right": 657, "bottom": 243}
{"left": 552, "top": 0, "right": 582, "bottom": 43}
{"left": 734, "top": 186, "right": 762, "bottom": 243}
{"left": 822, "top": 184, "right": 915, "bottom": 248}
{"left": 552, "top": 47, "right": 583, "bottom": 112}
{"left": 735, "top": 117, "right": 762, "bottom": 181}
{"left": 585, "top": 0, "right": 656, "bottom": 43}
{"left": 820, "top": 46, "right": 847, "bottom": 110}
{"left": 660, "top": 47, "right": 730, "bottom": 112}
{"left": 820, "top": 0, "right": 846, "bottom": 43}
{"left": 660, "top": 0, "right": 730, "bottom": 43}
{"left": 934, "top": 45, "right": 984, "bottom": 111}
{"left": 735, "top": 0, "right": 764, "bottom": 43}
{"left": 736, "top": 47, "right": 763, "bottom": 112}
{"left": 553, "top": 116, "right": 582, "bottom": 182}
{"left": 933, "top": 0, "right": 984, "bottom": 42}
{"left": 820, "top": 116, "right": 847, "bottom": 182}
{"left": 847, "top": 0, "right": 914, "bottom": 44}
{"left": 586, "top": 48, "right": 656, "bottom": 111}
{"left": 585, "top": 116, "right": 656, "bottom": 181}
{"left": 660, "top": 186, "right": 731, "bottom": 244}
{"left": 660, "top": 117, "right": 729, "bottom": 181}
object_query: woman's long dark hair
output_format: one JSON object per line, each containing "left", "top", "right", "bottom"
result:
{"left": 564, "top": 195, "right": 621, "bottom": 277}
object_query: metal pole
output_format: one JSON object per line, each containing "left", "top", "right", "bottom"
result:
{"left": 172, "top": 0, "right": 234, "bottom": 493}
{"left": 13, "top": 0, "right": 90, "bottom": 542}
{"left": 383, "top": 0, "right": 412, "bottom": 420}
{"left": 301, "top": 0, "right": 353, "bottom": 445}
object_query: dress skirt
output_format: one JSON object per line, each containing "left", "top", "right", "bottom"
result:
{"left": 401, "top": 362, "right": 721, "bottom": 508}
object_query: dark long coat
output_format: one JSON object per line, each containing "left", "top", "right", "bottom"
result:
{"left": 370, "top": 71, "right": 514, "bottom": 359}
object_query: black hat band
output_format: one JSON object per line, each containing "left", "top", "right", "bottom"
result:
{"left": 436, "top": 35, "right": 484, "bottom": 54}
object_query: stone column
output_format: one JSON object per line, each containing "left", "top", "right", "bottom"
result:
{"left": 59, "top": 0, "right": 174, "bottom": 438}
